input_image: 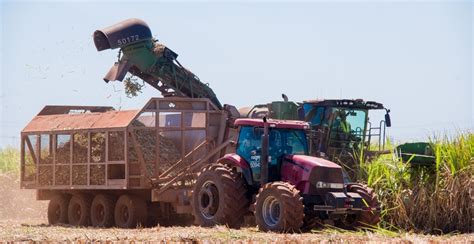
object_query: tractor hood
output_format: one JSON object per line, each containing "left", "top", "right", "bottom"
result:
{"left": 286, "top": 155, "right": 341, "bottom": 169}
{"left": 282, "top": 155, "right": 344, "bottom": 194}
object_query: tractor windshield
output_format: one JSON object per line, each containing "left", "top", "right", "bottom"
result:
{"left": 268, "top": 128, "right": 309, "bottom": 156}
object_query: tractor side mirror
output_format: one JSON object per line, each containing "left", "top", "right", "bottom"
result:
{"left": 385, "top": 111, "right": 391, "bottom": 127}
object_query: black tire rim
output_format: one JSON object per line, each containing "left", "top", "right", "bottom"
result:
{"left": 198, "top": 180, "right": 219, "bottom": 219}
{"left": 120, "top": 205, "right": 130, "bottom": 223}
{"left": 72, "top": 203, "right": 82, "bottom": 222}
{"left": 94, "top": 204, "right": 105, "bottom": 223}
{"left": 52, "top": 204, "right": 61, "bottom": 223}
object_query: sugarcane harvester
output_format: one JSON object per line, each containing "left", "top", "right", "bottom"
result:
{"left": 92, "top": 18, "right": 380, "bottom": 231}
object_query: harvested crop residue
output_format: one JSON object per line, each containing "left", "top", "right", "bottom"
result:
{"left": 0, "top": 224, "right": 472, "bottom": 243}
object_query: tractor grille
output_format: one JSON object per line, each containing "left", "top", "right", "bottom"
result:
{"left": 308, "top": 166, "right": 344, "bottom": 195}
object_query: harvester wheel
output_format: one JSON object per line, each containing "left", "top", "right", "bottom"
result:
{"left": 254, "top": 181, "right": 305, "bottom": 232}
{"left": 192, "top": 163, "right": 249, "bottom": 228}
{"left": 114, "top": 195, "right": 147, "bottom": 228}
{"left": 67, "top": 194, "right": 92, "bottom": 226}
{"left": 337, "top": 183, "right": 380, "bottom": 229}
{"left": 91, "top": 194, "right": 116, "bottom": 227}
{"left": 47, "top": 194, "right": 70, "bottom": 225}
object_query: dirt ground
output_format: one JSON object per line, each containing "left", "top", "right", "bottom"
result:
{"left": 0, "top": 173, "right": 472, "bottom": 243}
{"left": 0, "top": 223, "right": 472, "bottom": 243}
{"left": 0, "top": 173, "right": 48, "bottom": 222}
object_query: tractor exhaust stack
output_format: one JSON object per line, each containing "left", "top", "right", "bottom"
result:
{"left": 260, "top": 117, "right": 270, "bottom": 185}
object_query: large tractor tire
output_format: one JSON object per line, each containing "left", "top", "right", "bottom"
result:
{"left": 192, "top": 163, "right": 249, "bottom": 228}
{"left": 114, "top": 195, "right": 147, "bottom": 228}
{"left": 91, "top": 194, "right": 116, "bottom": 227}
{"left": 337, "top": 183, "right": 380, "bottom": 229}
{"left": 68, "top": 194, "right": 92, "bottom": 226}
{"left": 47, "top": 194, "right": 70, "bottom": 225}
{"left": 254, "top": 182, "right": 305, "bottom": 232}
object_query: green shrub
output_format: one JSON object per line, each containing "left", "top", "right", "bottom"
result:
{"left": 0, "top": 147, "right": 21, "bottom": 173}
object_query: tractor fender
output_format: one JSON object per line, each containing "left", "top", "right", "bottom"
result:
{"left": 217, "top": 154, "right": 253, "bottom": 185}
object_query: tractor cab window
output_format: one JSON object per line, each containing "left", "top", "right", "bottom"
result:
{"left": 236, "top": 126, "right": 262, "bottom": 165}
{"left": 237, "top": 126, "right": 308, "bottom": 182}
{"left": 269, "top": 129, "right": 308, "bottom": 157}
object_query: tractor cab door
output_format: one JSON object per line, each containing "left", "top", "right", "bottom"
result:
{"left": 236, "top": 126, "right": 263, "bottom": 182}
{"left": 236, "top": 126, "right": 289, "bottom": 184}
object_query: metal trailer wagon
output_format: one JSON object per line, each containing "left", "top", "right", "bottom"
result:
{"left": 20, "top": 97, "right": 235, "bottom": 228}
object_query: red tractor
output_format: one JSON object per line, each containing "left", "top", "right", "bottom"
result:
{"left": 192, "top": 117, "right": 380, "bottom": 232}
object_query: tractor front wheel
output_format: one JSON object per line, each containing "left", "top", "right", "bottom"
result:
{"left": 254, "top": 182, "right": 305, "bottom": 232}
{"left": 192, "top": 163, "right": 248, "bottom": 228}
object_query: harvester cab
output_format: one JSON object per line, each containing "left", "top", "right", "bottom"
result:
{"left": 302, "top": 99, "right": 391, "bottom": 160}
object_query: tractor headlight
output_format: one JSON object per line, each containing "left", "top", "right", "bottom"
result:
{"left": 315, "top": 181, "right": 344, "bottom": 189}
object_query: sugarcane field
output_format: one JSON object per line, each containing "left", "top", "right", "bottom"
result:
{"left": 0, "top": 1, "right": 473, "bottom": 243}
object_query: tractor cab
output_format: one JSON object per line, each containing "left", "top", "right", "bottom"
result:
{"left": 234, "top": 118, "right": 310, "bottom": 184}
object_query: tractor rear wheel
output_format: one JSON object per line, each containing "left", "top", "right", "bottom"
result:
{"left": 192, "top": 163, "right": 248, "bottom": 228}
{"left": 47, "top": 194, "right": 70, "bottom": 225}
{"left": 114, "top": 195, "right": 147, "bottom": 228}
{"left": 254, "top": 182, "right": 305, "bottom": 232}
{"left": 337, "top": 183, "right": 380, "bottom": 229}
{"left": 91, "top": 194, "right": 116, "bottom": 227}
{"left": 67, "top": 194, "right": 92, "bottom": 226}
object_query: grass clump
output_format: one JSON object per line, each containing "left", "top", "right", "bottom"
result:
{"left": 0, "top": 147, "right": 20, "bottom": 173}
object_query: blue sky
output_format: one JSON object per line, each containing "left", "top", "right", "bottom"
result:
{"left": 1, "top": 1, "right": 472, "bottom": 147}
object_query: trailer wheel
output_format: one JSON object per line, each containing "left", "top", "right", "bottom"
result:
{"left": 337, "top": 183, "right": 380, "bottom": 229}
{"left": 91, "top": 194, "right": 116, "bottom": 227}
{"left": 47, "top": 194, "right": 70, "bottom": 225}
{"left": 114, "top": 195, "right": 147, "bottom": 228}
{"left": 192, "top": 163, "right": 248, "bottom": 228}
{"left": 68, "top": 194, "right": 92, "bottom": 226}
{"left": 254, "top": 182, "right": 304, "bottom": 232}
